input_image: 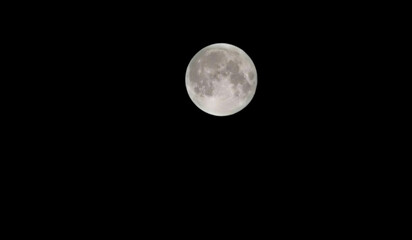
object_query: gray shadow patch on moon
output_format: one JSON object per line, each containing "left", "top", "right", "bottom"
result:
{"left": 230, "top": 72, "right": 247, "bottom": 86}
{"left": 203, "top": 50, "right": 226, "bottom": 69}
{"left": 242, "top": 81, "right": 252, "bottom": 93}
{"left": 226, "top": 60, "right": 240, "bottom": 73}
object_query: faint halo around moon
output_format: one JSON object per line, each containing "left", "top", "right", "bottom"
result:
{"left": 185, "top": 43, "right": 257, "bottom": 116}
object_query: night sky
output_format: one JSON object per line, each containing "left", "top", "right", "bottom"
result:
{"left": 44, "top": 2, "right": 371, "bottom": 190}
{"left": 11, "top": 2, "right": 384, "bottom": 229}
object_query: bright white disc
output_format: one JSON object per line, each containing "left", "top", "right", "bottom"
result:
{"left": 185, "top": 43, "right": 257, "bottom": 116}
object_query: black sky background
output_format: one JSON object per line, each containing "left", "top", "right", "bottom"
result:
{"left": 8, "top": 2, "right": 388, "bottom": 229}
{"left": 27, "top": 1, "right": 377, "bottom": 197}
{"left": 59, "top": 5, "right": 367, "bottom": 149}
{"left": 42, "top": 4, "right": 371, "bottom": 161}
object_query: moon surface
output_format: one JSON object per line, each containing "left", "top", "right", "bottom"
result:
{"left": 185, "top": 43, "right": 257, "bottom": 116}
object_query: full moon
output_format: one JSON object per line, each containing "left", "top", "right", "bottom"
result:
{"left": 185, "top": 43, "right": 257, "bottom": 116}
